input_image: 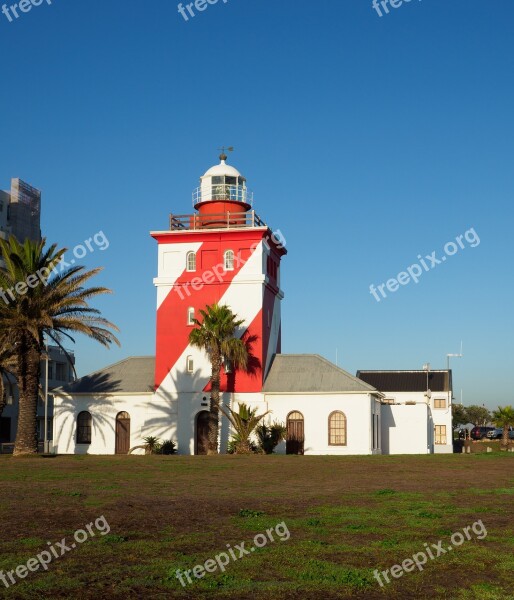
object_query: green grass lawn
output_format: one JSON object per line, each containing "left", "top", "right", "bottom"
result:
{"left": 0, "top": 453, "right": 513, "bottom": 599}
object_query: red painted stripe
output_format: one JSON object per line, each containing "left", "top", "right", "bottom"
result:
{"left": 154, "top": 231, "right": 267, "bottom": 391}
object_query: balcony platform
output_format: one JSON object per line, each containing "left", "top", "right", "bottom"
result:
{"left": 169, "top": 210, "right": 266, "bottom": 231}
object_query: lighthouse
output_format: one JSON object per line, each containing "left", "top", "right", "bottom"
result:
{"left": 150, "top": 154, "right": 287, "bottom": 452}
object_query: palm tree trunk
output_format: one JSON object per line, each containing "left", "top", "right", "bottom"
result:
{"left": 13, "top": 335, "right": 40, "bottom": 456}
{"left": 502, "top": 425, "right": 509, "bottom": 449}
{"left": 207, "top": 347, "right": 222, "bottom": 455}
{"left": 0, "top": 375, "right": 6, "bottom": 419}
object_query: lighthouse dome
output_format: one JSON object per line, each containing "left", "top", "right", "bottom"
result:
{"left": 202, "top": 159, "right": 242, "bottom": 179}
{"left": 193, "top": 154, "right": 253, "bottom": 210}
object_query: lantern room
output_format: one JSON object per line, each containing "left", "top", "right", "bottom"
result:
{"left": 192, "top": 153, "right": 253, "bottom": 217}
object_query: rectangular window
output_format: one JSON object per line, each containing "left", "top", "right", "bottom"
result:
{"left": 187, "top": 307, "right": 195, "bottom": 326}
{"left": 77, "top": 413, "right": 92, "bottom": 444}
{"left": 55, "top": 363, "right": 66, "bottom": 381}
{"left": 186, "top": 356, "right": 194, "bottom": 373}
{"left": 434, "top": 398, "right": 446, "bottom": 409}
{"left": 435, "top": 425, "right": 447, "bottom": 445}
{"left": 48, "top": 363, "right": 54, "bottom": 380}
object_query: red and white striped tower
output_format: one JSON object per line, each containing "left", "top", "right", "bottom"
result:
{"left": 150, "top": 154, "right": 286, "bottom": 433}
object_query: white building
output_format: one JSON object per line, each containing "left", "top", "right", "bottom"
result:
{"left": 357, "top": 370, "right": 453, "bottom": 454}
{"left": 52, "top": 157, "right": 453, "bottom": 457}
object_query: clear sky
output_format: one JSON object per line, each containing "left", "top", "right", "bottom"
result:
{"left": 1, "top": 0, "right": 513, "bottom": 409}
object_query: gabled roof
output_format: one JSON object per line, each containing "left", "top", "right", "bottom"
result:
{"left": 263, "top": 355, "right": 379, "bottom": 394}
{"left": 55, "top": 357, "right": 155, "bottom": 395}
{"left": 356, "top": 370, "right": 452, "bottom": 393}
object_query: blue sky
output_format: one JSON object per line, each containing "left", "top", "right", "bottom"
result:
{"left": 0, "top": 0, "right": 513, "bottom": 408}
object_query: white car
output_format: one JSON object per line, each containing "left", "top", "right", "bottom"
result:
{"left": 487, "top": 427, "right": 514, "bottom": 440}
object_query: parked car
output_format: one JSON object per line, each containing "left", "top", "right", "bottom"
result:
{"left": 470, "top": 426, "right": 496, "bottom": 440}
{"left": 487, "top": 427, "right": 514, "bottom": 440}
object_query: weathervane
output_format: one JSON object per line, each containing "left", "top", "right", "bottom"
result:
{"left": 218, "top": 146, "right": 234, "bottom": 161}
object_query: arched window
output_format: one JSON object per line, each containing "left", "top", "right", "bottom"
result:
{"left": 77, "top": 411, "right": 92, "bottom": 444}
{"left": 328, "top": 411, "right": 347, "bottom": 446}
{"left": 186, "top": 251, "right": 196, "bottom": 272}
{"left": 224, "top": 250, "right": 234, "bottom": 271}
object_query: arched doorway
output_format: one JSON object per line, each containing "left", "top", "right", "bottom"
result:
{"left": 286, "top": 411, "right": 304, "bottom": 455}
{"left": 196, "top": 411, "right": 210, "bottom": 455}
{"left": 115, "top": 412, "right": 131, "bottom": 454}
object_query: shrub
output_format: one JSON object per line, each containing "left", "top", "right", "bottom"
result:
{"left": 255, "top": 421, "right": 286, "bottom": 454}
{"left": 160, "top": 440, "right": 177, "bottom": 455}
{"left": 143, "top": 436, "right": 162, "bottom": 455}
{"left": 227, "top": 434, "right": 258, "bottom": 454}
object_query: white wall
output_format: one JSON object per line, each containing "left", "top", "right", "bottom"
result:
{"left": 381, "top": 404, "right": 431, "bottom": 454}
{"left": 263, "top": 393, "right": 380, "bottom": 455}
{"left": 381, "top": 391, "right": 452, "bottom": 453}
{"left": 52, "top": 393, "right": 170, "bottom": 455}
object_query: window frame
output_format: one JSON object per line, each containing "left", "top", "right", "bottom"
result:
{"left": 224, "top": 249, "right": 234, "bottom": 271}
{"left": 187, "top": 307, "right": 195, "bottom": 326}
{"left": 434, "top": 398, "right": 446, "bottom": 409}
{"left": 328, "top": 411, "right": 347, "bottom": 446}
{"left": 186, "top": 251, "right": 196, "bottom": 272}
{"left": 434, "top": 425, "right": 447, "bottom": 445}
{"left": 76, "top": 411, "right": 92, "bottom": 445}
{"left": 55, "top": 362, "right": 67, "bottom": 381}
{"left": 186, "top": 355, "right": 194, "bottom": 373}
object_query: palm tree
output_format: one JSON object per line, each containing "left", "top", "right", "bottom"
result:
{"left": 492, "top": 405, "right": 514, "bottom": 449}
{"left": 189, "top": 303, "right": 249, "bottom": 455}
{"left": 0, "top": 236, "right": 119, "bottom": 456}
{"left": 221, "top": 402, "right": 270, "bottom": 454}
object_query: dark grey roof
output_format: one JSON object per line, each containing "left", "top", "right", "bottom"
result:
{"left": 55, "top": 357, "right": 155, "bottom": 395}
{"left": 356, "top": 370, "right": 452, "bottom": 393}
{"left": 263, "top": 355, "right": 378, "bottom": 394}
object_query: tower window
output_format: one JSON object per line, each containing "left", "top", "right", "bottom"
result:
{"left": 187, "top": 307, "right": 195, "bottom": 326}
{"left": 186, "top": 356, "right": 194, "bottom": 373}
{"left": 186, "top": 251, "right": 196, "bottom": 272}
{"left": 224, "top": 250, "right": 234, "bottom": 271}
